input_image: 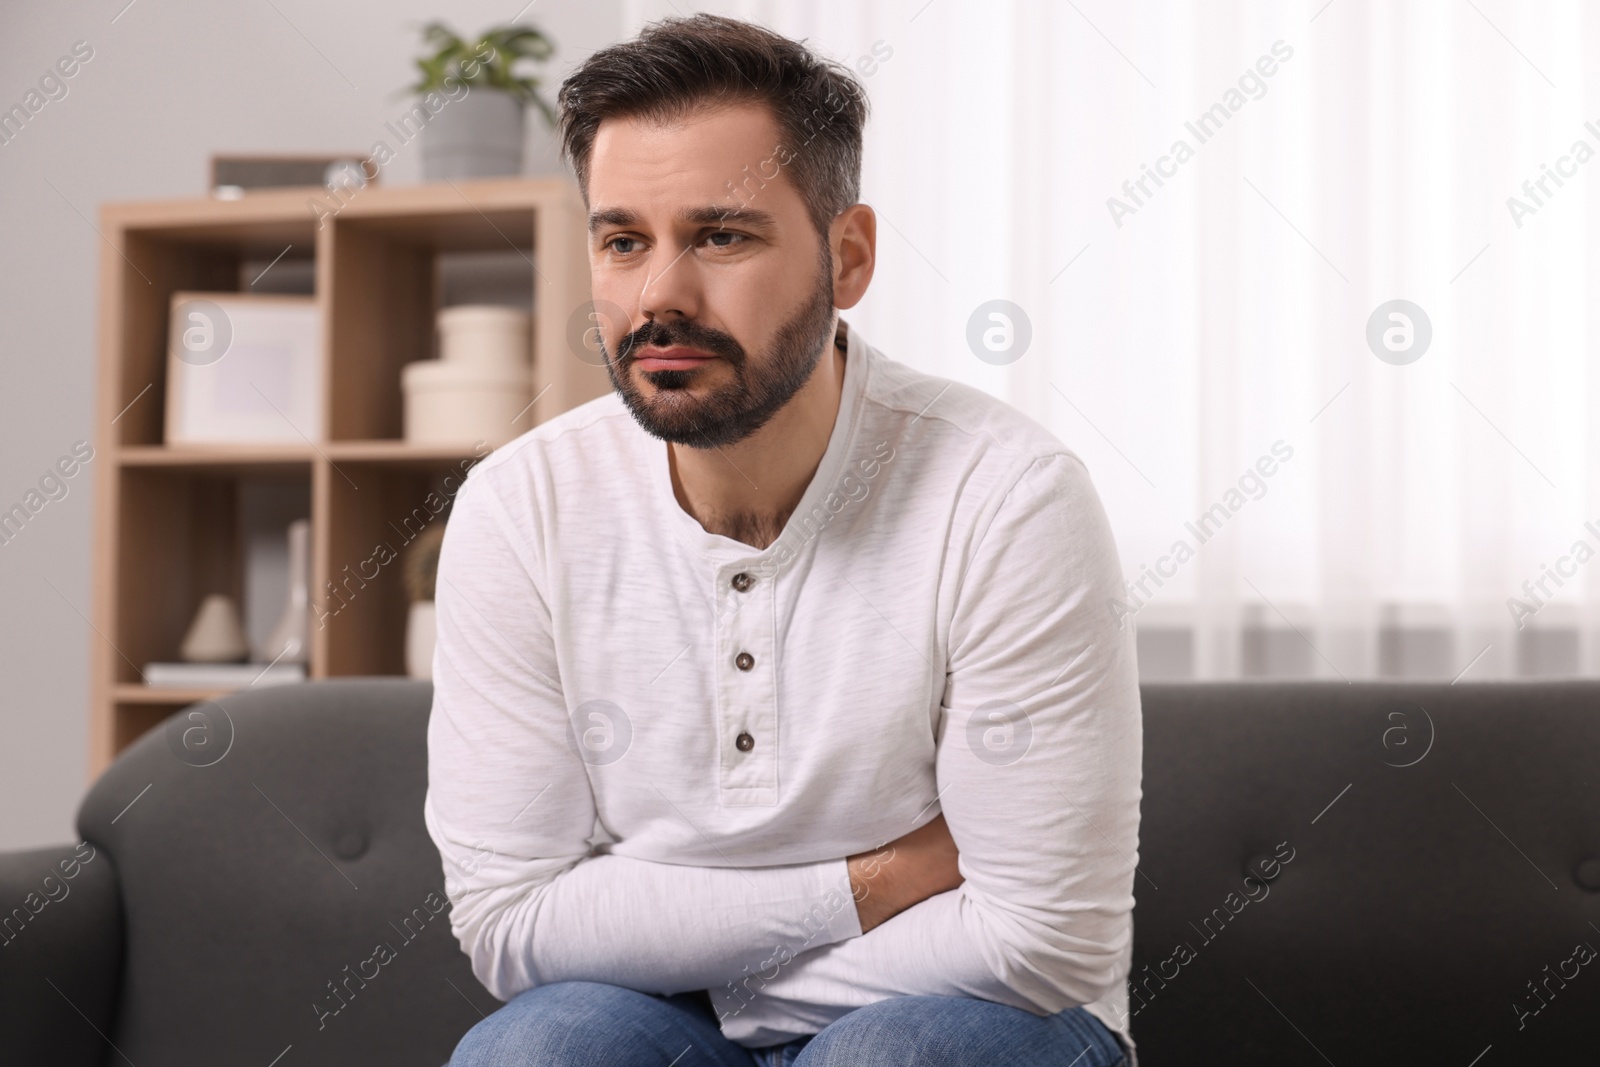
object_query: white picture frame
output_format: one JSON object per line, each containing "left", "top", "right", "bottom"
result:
{"left": 164, "top": 292, "right": 323, "bottom": 445}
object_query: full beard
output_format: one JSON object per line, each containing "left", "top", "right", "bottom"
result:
{"left": 601, "top": 247, "right": 837, "bottom": 449}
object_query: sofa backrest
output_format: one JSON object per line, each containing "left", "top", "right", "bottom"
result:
{"left": 78, "top": 679, "right": 476, "bottom": 1067}
{"left": 1130, "top": 680, "right": 1600, "bottom": 1064}
{"left": 76, "top": 678, "right": 1600, "bottom": 1065}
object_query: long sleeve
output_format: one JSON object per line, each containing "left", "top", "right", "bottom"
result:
{"left": 712, "top": 451, "right": 1143, "bottom": 1046}
{"left": 424, "top": 469, "right": 861, "bottom": 1004}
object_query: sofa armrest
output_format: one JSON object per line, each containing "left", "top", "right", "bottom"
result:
{"left": 0, "top": 840, "right": 123, "bottom": 1066}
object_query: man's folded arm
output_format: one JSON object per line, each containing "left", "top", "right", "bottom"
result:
{"left": 713, "top": 452, "right": 1143, "bottom": 1043}
{"left": 424, "top": 471, "right": 861, "bottom": 1004}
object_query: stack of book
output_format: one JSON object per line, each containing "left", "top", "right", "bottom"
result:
{"left": 142, "top": 662, "right": 306, "bottom": 689}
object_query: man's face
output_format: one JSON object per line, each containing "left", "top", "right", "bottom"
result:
{"left": 585, "top": 101, "right": 838, "bottom": 448}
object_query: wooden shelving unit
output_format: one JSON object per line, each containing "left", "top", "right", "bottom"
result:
{"left": 90, "top": 177, "right": 609, "bottom": 774}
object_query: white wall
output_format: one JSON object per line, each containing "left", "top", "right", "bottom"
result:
{"left": 0, "top": 0, "right": 623, "bottom": 850}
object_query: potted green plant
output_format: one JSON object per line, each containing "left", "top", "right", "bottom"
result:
{"left": 409, "top": 21, "right": 558, "bottom": 181}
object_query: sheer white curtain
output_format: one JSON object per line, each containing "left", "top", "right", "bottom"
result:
{"left": 619, "top": 0, "right": 1600, "bottom": 681}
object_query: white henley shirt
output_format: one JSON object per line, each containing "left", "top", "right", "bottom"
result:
{"left": 423, "top": 320, "right": 1144, "bottom": 1059}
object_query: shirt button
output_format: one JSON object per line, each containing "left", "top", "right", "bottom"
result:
{"left": 735, "top": 651, "right": 755, "bottom": 671}
{"left": 731, "top": 571, "right": 753, "bottom": 592}
{"left": 736, "top": 731, "right": 755, "bottom": 752}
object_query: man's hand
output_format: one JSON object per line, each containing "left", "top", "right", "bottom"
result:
{"left": 846, "top": 813, "right": 962, "bottom": 934}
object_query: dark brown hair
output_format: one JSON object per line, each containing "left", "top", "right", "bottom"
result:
{"left": 557, "top": 14, "right": 870, "bottom": 238}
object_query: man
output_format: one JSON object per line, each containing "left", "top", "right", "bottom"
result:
{"left": 426, "top": 13, "right": 1142, "bottom": 1067}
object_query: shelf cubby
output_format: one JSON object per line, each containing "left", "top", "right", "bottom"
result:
{"left": 90, "top": 177, "right": 609, "bottom": 774}
{"left": 108, "top": 215, "right": 319, "bottom": 449}
{"left": 315, "top": 454, "right": 482, "bottom": 679}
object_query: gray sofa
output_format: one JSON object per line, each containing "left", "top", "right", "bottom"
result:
{"left": 2, "top": 678, "right": 1595, "bottom": 1064}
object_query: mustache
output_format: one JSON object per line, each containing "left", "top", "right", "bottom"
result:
{"left": 616, "top": 319, "right": 745, "bottom": 365}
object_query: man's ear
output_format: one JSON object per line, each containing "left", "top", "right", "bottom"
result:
{"left": 829, "top": 204, "right": 876, "bottom": 311}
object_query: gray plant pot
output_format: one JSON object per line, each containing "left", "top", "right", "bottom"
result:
{"left": 421, "top": 90, "right": 525, "bottom": 182}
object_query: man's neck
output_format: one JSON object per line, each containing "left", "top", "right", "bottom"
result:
{"left": 668, "top": 320, "right": 850, "bottom": 550}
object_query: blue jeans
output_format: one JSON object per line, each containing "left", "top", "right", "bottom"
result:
{"left": 447, "top": 980, "right": 1129, "bottom": 1066}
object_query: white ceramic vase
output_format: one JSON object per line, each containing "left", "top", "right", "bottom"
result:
{"left": 406, "top": 600, "right": 437, "bottom": 680}
{"left": 180, "top": 594, "right": 249, "bottom": 663}
{"left": 257, "top": 518, "right": 310, "bottom": 664}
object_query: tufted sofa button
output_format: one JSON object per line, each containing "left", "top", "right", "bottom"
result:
{"left": 1244, "top": 854, "right": 1283, "bottom": 883}
{"left": 1575, "top": 858, "right": 1600, "bottom": 892}
{"left": 334, "top": 830, "right": 369, "bottom": 861}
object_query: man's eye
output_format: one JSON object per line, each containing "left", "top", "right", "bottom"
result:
{"left": 605, "top": 237, "right": 638, "bottom": 254}
{"left": 706, "top": 231, "right": 746, "bottom": 249}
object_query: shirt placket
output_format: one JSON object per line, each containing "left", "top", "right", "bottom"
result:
{"left": 715, "top": 563, "right": 778, "bottom": 805}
